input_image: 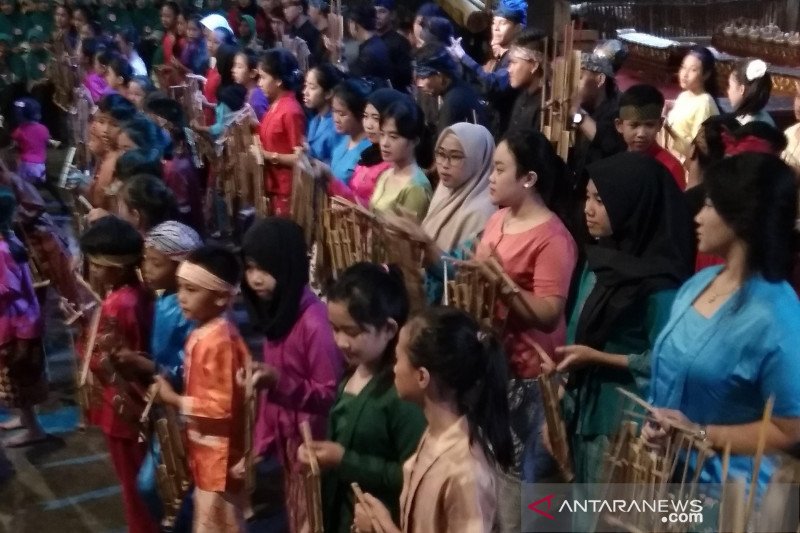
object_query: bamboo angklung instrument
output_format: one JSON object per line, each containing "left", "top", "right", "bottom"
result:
{"left": 321, "top": 197, "right": 428, "bottom": 312}
{"left": 290, "top": 148, "right": 319, "bottom": 245}
{"left": 600, "top": 388, "right": 717, "bottom": 533}
{"left": 154, "top": 404, "right": 192, "bottom": 531}
{"left": 301, "top": 420, "right": 324, "bottom": 533}
{"left": 244, "top": 357, "right": 256, "bottom": 496}
{"left": 217, "top": 104, "right": 260, "bottom": 218}
{"left": 541, "top": 22, "right": 582, "bottom": 161}
{"left": 328, "top": 0, "right": 344, "bottom": 65}
{"left": 533, "top": 343, "right": 574, "bottom": 482}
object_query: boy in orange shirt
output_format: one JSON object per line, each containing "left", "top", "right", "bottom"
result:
{"left": 155, "top": 245, "right": 250, "bottom": 532}
{"left": 615, "top": 84, "right": 686, "bottom": 190}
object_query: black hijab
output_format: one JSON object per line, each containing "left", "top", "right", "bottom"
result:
{"left": 241, "top": 217, "right": 309, "bottom": 340}
{"left": 575, "top": 152, "right": 694, "bottom": 349}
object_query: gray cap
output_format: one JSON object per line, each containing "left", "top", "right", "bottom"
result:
{"left": 581, "top": 52, "right": 614, "bottom": 78}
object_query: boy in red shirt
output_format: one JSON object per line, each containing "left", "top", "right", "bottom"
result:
{"left": 615, "top": 84, "right": 686, "bottom": 190}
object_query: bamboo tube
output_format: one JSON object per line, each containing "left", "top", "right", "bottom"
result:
{"left": 746, "top": 396, "right": 774, "bottom": 523}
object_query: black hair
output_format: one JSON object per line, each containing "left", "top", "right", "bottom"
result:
{"left": 97, "top": 94, "right": 138, "bottom": 122}
{"left": 79, "top": 215, "right": 143, "bottom": 257}
{"left": 328, "top": 262, "right": 409, "bottom": 381}
{"left": 704, "top": 153, "right": 798, "bottom": 281}
{"left": 117, "top": 25, "right": 139, "bottom": 48}
{"left": 734, "top": 121, "right": 787, "bottom": 154}
{"left": 120, "top": 115, "right": 162, "bottom": 150}
{"left": 731, "top": 60, "right": 772, "bottom": 117}
{"left": 405, "top": 307, "right": 514, "bottom": 471}
{"left": 332, "top": 78, "right": 371, "bottom": 118}
{"left": 415, "top": 2, "right": 444, "bottom": 19}
{"left": 258, "top": 48, "right": 302, "bottom": 91}
{"left": 511, "top": 27, "right": 547, "bottom": 76}
{"left": 686, "top": 46, "right": 719, "bottom": 99}
{"left": 380, "top": 99, "right": 425, "bottom": 141}
{"left": 55, "top": 4, "right": 73, "bottom": 17}
{"left": 413, "top": 42, "right": 458, "bottom": 78}
{"left": 692, "top": 114, "right": 740, "bottom": 171}
{"left": 217, "top": 83, "right": 247, "bottom": 111}
{"left": 501, "top": 128, "right": 571, "bottom": 218}
{"left": 619, "top": 83, "right": 665, "bottom": 112}
{"left": 129, "top": 75, "right": 155, "bottom": 94}
{"left": 184, "top": 244, "right": 242, "bottom": 286}
{"left": 115, "top": 148, "right": 163, "bottom": 181}
{"left": 420, "top": 16, "right": 453, "bottom": 45}
{"left": 237, "top": 47, "right": 259, "bottom": 70}
{"left": 81, "top": 37, "right": 100, "bottom": 61}
{"left": 348, "top": 4, "right": 377, "bottom": 32}
{"left": 308, "top": 62, "right": 343, "bottom": 93}
{"left": 216, "top": 43, "right": 240, "bottom": 88}
{"left": 96, "top": 49, "right": 116, "bottom": 68}
{"left": 162, "top": 1, "right": 181, "bottom": 17}
{"left": 108, "top": 55, "right": 133, "bottom": 85}
{"left": 120, "top": 174, "right": 178, "bottom": 231}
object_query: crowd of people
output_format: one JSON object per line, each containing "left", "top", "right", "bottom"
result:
{"left": 1, "top": 0, "right": 800, "bottom": 532}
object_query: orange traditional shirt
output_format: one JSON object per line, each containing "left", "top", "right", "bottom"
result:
{"left": 180, "top": 316, "right": 250, "bottom": 492}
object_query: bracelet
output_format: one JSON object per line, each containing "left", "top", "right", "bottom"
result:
{"left": 695, "top": 425, "right": 710, "bottom": 444}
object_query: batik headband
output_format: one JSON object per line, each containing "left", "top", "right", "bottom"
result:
{"left": 510, "top": 46, "right": 543, "bottom": 64}
{"left": 177, "top": 261, "right": 237, "bottom": 295}
{"left": 88, "top": 254, "right": 141, "bottom": 267}
{"left": 145, "top": 221, "right": 203, "bottom": 262}
{"left": 618, "top": 104, "right": 662, "bottom": 122}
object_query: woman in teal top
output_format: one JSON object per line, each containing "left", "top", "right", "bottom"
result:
{"left": 645, "top": 153, "right": 800, "bottom": 495}
{"left": 552, "top": 152, "right": 694, "bottom": 484}
{"left": 299, "top": 263, "right": 426, "bottom": 533}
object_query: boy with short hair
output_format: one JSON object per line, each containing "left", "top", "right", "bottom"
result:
{"left": 79, "top": 215, "right": 158, "bottom": 533}
{"left": 615, "top": 83, "right": 686, "bottom": 190}
{"left": 155, "top": 245, "right": 250, "bottom": 532}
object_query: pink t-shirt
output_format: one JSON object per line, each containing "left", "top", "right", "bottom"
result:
{"left": 12, "top": 122, "right": 49, "bottom": 164}
{"left": 476, "top": 209, "right": 578, "bottom": 378}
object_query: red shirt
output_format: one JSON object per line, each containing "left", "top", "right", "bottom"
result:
{"left": 203, "top": 66, "right": 221, "bottom": 126}
{"left": 88, "top": 283, "right": 153, "bottom": 439}
{"left": 258, "top": 92, "right": 306, "bottom": 197}
{"left": 646, "top": 143, "right": 686, "bottom": 191}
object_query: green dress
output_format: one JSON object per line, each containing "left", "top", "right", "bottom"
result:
{"left": 561, "top": 264, "right": 676, "bottom": 484}
{"left": 322, "top": 372, "right": 427, "bottom": 533}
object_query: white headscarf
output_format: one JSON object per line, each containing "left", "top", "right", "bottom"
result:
{"left": 200, "top": 13, "right": 233, "bottom": 34}
{"left": 421, "top": 123, "right": 497, "bottom": 252}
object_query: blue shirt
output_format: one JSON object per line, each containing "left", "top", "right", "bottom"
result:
{"left": 307, "top": 111, "right": 344, "bottom": 166}
{"left": 651, "top": 266, "right": 800, "bottom": 492}
{"left": 330, "top": 136, "right": 372, "bottom": 185}
{"left": 150, "top": 292, "right": 195, "bottom": 392}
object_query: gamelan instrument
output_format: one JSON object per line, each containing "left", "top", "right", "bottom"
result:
{"left": 327, "top": 0, "right": 344, "bottom": 65}
{"left": 300, "top": 420, "right": 324, "bottom": 533}
{"left": 290, "top": 149, "right": 324, "bottom": 246}
{"left": 216, "top": 104, "right": 264, "bottom": 219}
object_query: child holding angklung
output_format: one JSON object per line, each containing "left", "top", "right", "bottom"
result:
{"left": 0, "top": 187, "right": 48, "bottom": 447}
{"left": 79, "top": 216, "right": 159, "bottom": 533}
{"left": 132, "top": 221, "right": 203, "bottom": 529}
{"left": 155, "top": 244, "right": 251, "bottom": 532}
{"left": 298, "top": 263, "right": 426, "bottom": 533}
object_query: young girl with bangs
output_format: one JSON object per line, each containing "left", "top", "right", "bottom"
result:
{"left": 369, "top": 100, "right": 432, "bottom": 222}
{"left": 298, "top": 262, "right": 426, "bottom": 533}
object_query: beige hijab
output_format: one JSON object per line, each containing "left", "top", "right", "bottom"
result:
{"left": 421, "top": 123, "right": 497, "bottom": 252}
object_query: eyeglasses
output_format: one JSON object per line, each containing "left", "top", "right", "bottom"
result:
{"left": 434, "top": 150, "right": 466, "bottom": 166}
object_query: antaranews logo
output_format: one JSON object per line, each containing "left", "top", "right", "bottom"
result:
{"left": 526, "top": 494, "right": 702, "bottom": 524}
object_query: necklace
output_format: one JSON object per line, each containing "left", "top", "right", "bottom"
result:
{"left": 706, "top": 286, "right": 738, "bottom": 304}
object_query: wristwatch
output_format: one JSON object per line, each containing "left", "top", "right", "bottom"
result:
{"left": 572, "top": 109, "right": 587, "bottom": 127}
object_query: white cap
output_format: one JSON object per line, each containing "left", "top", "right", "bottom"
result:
{"left": 200, "top": 14, "right": 233, "bottom": 33}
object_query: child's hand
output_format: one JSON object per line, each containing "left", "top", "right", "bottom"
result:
{"left": 298, "top": 440, "right": 345, "bottom": 470}
{"left": 153, "top": 375, "right": 180, "bottom": 407}
{"left": 236, "top": 361, "right": 279, "bottom": 390}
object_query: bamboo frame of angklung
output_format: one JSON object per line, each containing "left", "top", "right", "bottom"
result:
{"left": 153, "top": 404, "right": 192, "bottom": 531}
{"left": 215, "top": 105, "right": 263, "bottom": 219}
{"left": 300, "top": 420, "right": 324, "bottom": 533}
{"left": 541, "top": 21, "right": 582, "bottom": 162}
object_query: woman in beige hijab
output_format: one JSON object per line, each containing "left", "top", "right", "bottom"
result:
{"left": 385, "top": 122, "right": 496, "bottom": 303}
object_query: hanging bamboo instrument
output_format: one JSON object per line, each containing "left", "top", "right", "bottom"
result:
{"left": 538, "top": 371, "right": 574, "bottom": 482}
{"left": 321, "top": 197, "right": 428, "bottom": 312}
{"left": 300, "top": 420, "right": 324, "bottom": 533}
{"left": 542, "top": 22, "right": 582, "bottom": 162}
{"left": 244, "top": 358, "right": 256, "bottom": 495}
{"left": 154, "top": 404, "right": 192, "bottom": 531}
{"left": 328, "top": 0, "right": 344, "bottom": 64}
{"left": 442, "top": 258, "right": 502, "bottom": 332}
{"left": 290, "top": 149, "right": 322, "bottom": 246}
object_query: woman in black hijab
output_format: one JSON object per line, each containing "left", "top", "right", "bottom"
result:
{"left": 548, "top": 152, "right": 694, "bottom": 486}
{"left": 241, "top": 217, "right": 344, "bottom": 531}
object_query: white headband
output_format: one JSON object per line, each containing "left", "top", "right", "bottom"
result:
{"left": 177, "top": 261, "right": 237, "bottom": 295}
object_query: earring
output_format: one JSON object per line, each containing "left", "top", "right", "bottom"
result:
{"left": 523, "top": 182, "right": 533, "bottom": 189}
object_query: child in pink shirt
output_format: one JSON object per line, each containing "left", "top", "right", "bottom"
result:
{"left": 11, "top": 98, "right": 50, "bottom": 185}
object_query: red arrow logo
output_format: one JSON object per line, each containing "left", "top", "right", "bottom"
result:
{"left": 528, "top": 494, "right": 556, "bottom": 520}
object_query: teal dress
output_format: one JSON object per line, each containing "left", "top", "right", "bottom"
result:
{"left": 322, "top": 372, "right": 426, "bottom": 533}
{"left": 562, "top": 264, "right": 676, "bottom": 484}
{"left": 651, "top": 266, "right": 800, "bottom": 494}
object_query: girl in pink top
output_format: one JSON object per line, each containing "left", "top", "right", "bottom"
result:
{"left": 475, "top": 129, "right": 577, "bottom": 493}
{"left": 11, "top": 98, "right": 49, "bottom": 185}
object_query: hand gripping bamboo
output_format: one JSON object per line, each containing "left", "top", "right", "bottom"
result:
{"left": 301, "top": 420, "right": 324, "bottom": 533}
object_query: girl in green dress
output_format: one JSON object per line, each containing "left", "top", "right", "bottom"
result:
{"left": 298, "top": 262, "right": 426, "bottom": 533}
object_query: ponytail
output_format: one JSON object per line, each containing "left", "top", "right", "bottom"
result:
{"left": 406, "top": 307, "right": 514, "bottom": 471}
